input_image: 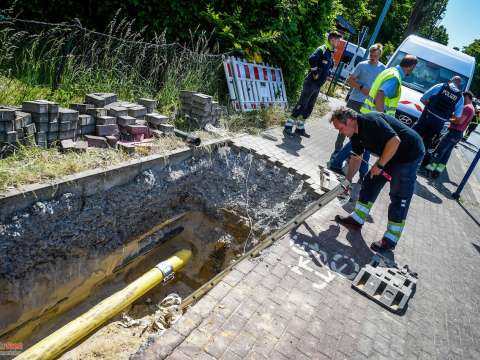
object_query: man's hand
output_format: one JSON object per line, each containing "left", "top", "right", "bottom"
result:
{"left": 369, "top": 164, "right": 383, "bottom": 178}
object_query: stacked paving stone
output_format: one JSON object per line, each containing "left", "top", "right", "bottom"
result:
{"left": 70, "top": 103, "right": 95, "bottom": 136}
{"left": 21, "top": 100, "right": 64, "bottom": 148}
{"left": 179, "top": 91, "right": 221, "bottom": 128}
{"left": 0, "top": 106, "right": 36, "bottom": 145}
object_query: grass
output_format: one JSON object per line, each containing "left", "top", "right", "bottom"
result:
{"left": 0, "top": 15, "right": 333, "bottom": 192}
{"left": 0, "top": 132, "right": 222, "bottom": 192}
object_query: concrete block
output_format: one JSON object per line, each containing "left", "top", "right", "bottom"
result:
{"left": 22, "top": 100, "right": 48, "bottom": 114}
{"left": 132, "top": 133, "right": 145, "bottom": 142}
{"left": 118, "top": 142, "right": 136, "bottom": 154}
{"left": 85, "top": 93, "right": 118, "bottom": 107}
{"left": 36, "top": 122, "right": 49, "bottom": 132}
{"left": 96, "top": 115, "right": 117, "bottom": 125}
{"left": 70, "top": 103, "right": 94, "bottom": 114}
{"left": 135, "top": 119, "right": 147, "bottom": 126}
{"left": 23, "top": 123, "right": 36, "bottom": 135}
{"left": 3, "top": 120, "right": 14, "bottom": 132}
{"left": 16, "top": 128, "right": 24, "bottom": 139}
{"left": 81, "top": 124, "right": 96, "bottom": 135}
{"left": 158, "top": 123, "right": 174, "bottom": 134}
{"left": 84, "top": 135, "right": 108, "bottom": 148}
{"left": 7, "top": 131, "right": 18, "bottom": 143}
{"left": 117, "top": 115, "right": 137, "bottom": 126}
{"left": 37, "top": 100, "right": 59, "bottom": 113}
{"left": 192, "top": 93, "right": 212, "bottom": 104}
{"left": 107, "top": 106, "right": 128, "bottom": 117}
{"left": 96, "top": 124, "right": 119, "bottom": 137}
{"left": 151, "top": 129, "right": 164, "bottom": 138}
{"left": 79, "top": 114, "right": 95, "bottom": 126}
{"left": 59, "top": 108, "right": 79, "bottom": 122}
{"left": 60, "top": 121, "right": 77, "bottom": 132}
{"left": 49, "top": 121, "right": 59, "bottom": 132}
{"left": 60, "top": 139, "right": 75, "bottom": 150}
{"left": 138, "top": 98, "right": 157, "bottom": 113}
{"left": 128, "top": 105, "right": 147, "bottom": 119}
{"left": 125, "top": 124, "right": 148, "bottom": 135}
{"left": 32, "top": 113, "right": 49, "bottom": 123}
{"left": 48, "top": 113, "right": 59, "bottom": 123}
{"left": 58, "top": 130, "right": 76, "bottom": 140}
{"left": 105, "top": 135, "right": 118, "bottom": 148}
{"left": 0, "top": 109, "right": 16, "bottom": 121}
{"left": 47, "top": 131, "right": 58, "bottom": 141}
{"left": 86, "top": 108, "right": 107, "bottom": 118}
{"left": 35, "top": 132, "right": 47, "bottom": 142}
{"left": 146, "top": 113, "right": 169, "bottom": 127}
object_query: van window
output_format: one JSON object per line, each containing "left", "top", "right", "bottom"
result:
{"left": 389, "top": 51, "right": 468, "bottom": 93}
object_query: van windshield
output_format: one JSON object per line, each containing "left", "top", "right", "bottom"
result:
{"left": 389, "top": 51, "right": 469, "bottom": 93}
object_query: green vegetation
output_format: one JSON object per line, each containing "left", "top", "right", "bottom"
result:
{"left": 464, "top": 39, "right": 480, "bottom": 96}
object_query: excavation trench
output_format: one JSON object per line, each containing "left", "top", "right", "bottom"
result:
{"left": 0, "top": 143, "right": 318, "bottom": 357}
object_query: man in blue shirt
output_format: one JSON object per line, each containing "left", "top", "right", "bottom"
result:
{"left": 413, "top": 76, "right": 464, "bottom": 165}
{"left": 329, "top": 44, "right": 386, "bottom": 180}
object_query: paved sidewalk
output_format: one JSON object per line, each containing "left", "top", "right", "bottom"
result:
{"left": 134, "top": 99, "right": 480, "bottom": 360}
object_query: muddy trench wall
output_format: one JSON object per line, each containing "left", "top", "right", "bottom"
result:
{"left": 0, "top": 141, "right": 317, "bottom": 338}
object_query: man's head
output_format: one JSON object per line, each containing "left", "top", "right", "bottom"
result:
{"left": 368, "top": 43, "right": 383, "bottom": 64}
{"left": 464, "top": 90, "right": 473, "bottom": 104}
{"left": 399, "top": 55, "right": 418, "bottom": 76}
{"left": 330, "top": 107, "right": 358, "bottom": 138}
{"left": 450, "top": 75, "right": 462, "bottom": 89}
{"left": 327, "top": 31, "right": 342, "bottom": 49}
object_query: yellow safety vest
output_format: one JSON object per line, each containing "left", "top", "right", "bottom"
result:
{"left": 360, "top": 67, "right": 402, "bottom": 116}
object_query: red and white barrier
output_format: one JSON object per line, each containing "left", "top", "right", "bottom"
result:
{"left": 223, "top": 56, "right": 288, "bottom": 112}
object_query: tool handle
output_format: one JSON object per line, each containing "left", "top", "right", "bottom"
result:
{"left": 381, "top": 170, "right": 392, "bottom": 181}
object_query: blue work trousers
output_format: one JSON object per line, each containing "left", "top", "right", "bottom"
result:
{"left": 359, "top": 156, "right": 423, "bottom": 224}
{"left": 330, "top": 141, "right": 371, "bottom": 179}
{"left": 291, "top": 74, "right": 323, "bottom": 119}
{"left": 431, "top": 129, "right": 463, "bottom": 165}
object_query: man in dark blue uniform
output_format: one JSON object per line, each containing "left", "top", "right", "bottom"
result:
{"left": 414, "top": 76, "right": 464, "bottom": 165}
{"left": 284, "top": 31, "right": 342, "bottom": 137}
{"left": 331, "top": 108, "right": 425, "bottom": 252}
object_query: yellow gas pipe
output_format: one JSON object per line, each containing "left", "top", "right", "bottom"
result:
{"left": 15, "top": 249, "right": 192, "bottom": 360}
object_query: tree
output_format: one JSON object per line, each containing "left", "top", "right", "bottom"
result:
{"left": 427, "top": 25, "right": 449, "bottom": 45}
{"left": 463, "top": 39, "right": 480, "bottom": 96}
{"left": 405, "top": 0, "right": 448, "bottom": 37}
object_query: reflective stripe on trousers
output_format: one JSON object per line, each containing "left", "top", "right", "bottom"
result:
{"left": 383, "top": 220, "right": 405, "bottom": 244}
{"left": 351, "top": 201, "right": 372, "bottom": 225}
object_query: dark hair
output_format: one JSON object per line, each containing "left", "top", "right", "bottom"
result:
{"left": 330, "top": 107, "right": 357, "bottom": 124}
{"left": 464, "top": 91, "right": 473, "bottom": 100}
{"left": 328, "top": 31, "right": 342, "bottom": 40}
{"left": 400, "top": 55, "right": 418, "bottom": 68}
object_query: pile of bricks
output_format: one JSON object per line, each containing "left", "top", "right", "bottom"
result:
{"left": 0, "top": 106, "right": 36, "bottom": 145}
{"left": 1, "top": 91, "right": 212, "bottom": 153}
{"left": 179, "top": 91, "right": 221, "bottom": 128}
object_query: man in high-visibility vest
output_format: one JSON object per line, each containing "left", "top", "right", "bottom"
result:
{"left": 331, "top": 108, "right": 425, "bottom": 252}
{"left": 360, "top": 54, "right": 418, "bottom": 115}
{"left": 329, "top": 55, "right": 418, "bottom": 182}
{"left": 284, "top": 31, "right": 342, "bottom": 137}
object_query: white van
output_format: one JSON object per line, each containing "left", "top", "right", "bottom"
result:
{"left": 387, "top": 35, "right": 476, "bottom": 126}
{"left": 339, "top": 43, "right": 366, "bottom": 80}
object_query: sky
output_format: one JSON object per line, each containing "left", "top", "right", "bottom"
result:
{"left": 440, "top": 0, "right": 480, "bottom": 49}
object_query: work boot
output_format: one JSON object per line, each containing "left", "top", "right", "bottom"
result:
{"left": 334, "top": 214, "right": 363, "bottom": 230}
{"left": 283, "top": 126, "right": 293, "bottom": 136}
{"left": 370, "top": 238, "right": 396, "bottom": 252}
{"left": 295, "top": 127, "right": 310, "bottom": 138}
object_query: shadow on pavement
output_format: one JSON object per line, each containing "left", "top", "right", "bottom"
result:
{"left": 276, "top": 133, "right": 304, "bottom": 156}
{"left": 457, "top": 200, "right": 480, "bottom": 227}
{"left": 290, "top": 221, "right": 377, "bottom": 279}
{"left": 472, "top": 243, "right": 480, "bottom": 255}
{"left": 414, "top": 180, "right": 443, "bottom": 204}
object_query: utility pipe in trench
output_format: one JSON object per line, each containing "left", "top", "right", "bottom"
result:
{"left": 15, "top": 248, "right": 192, "bottom": 360}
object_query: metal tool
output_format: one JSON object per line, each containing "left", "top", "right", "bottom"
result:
{"left": 350, "top": 152, "right": 392, "bottom": 181}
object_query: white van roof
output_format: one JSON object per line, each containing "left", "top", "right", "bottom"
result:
{"left": 394, "top": 35, "right": 475, "bottom": 77}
